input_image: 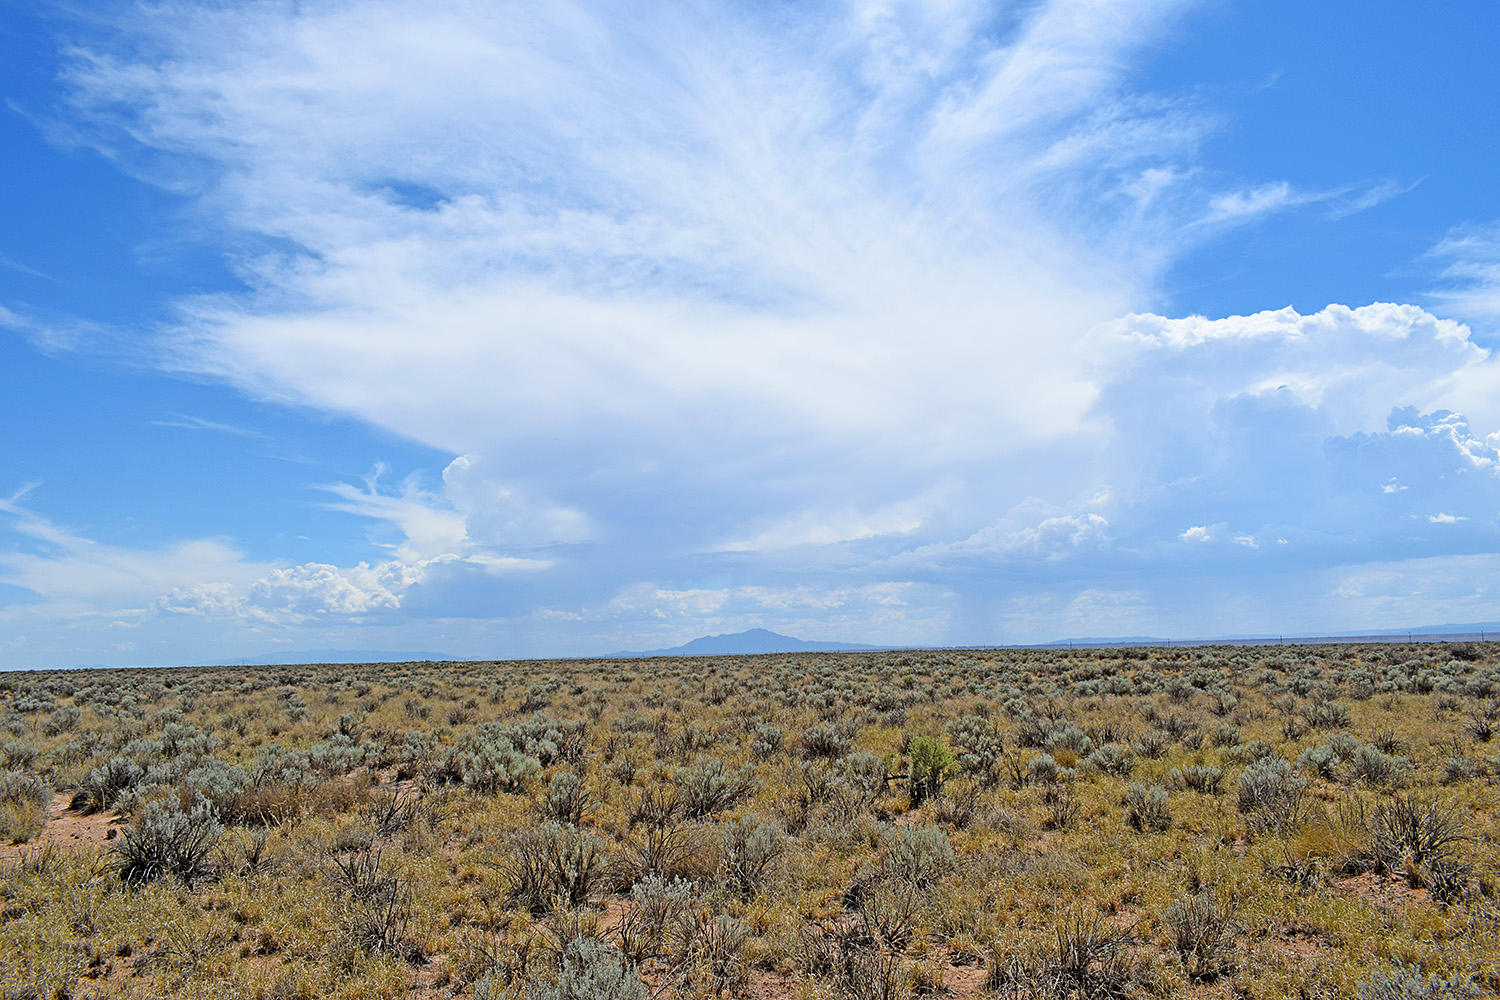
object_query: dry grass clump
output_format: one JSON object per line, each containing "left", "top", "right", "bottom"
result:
{"left": 0, "top": 768, "right": 49, "bottom": 842}
{"left": 0, "top": 641, "right": 1498, "bottom": 997}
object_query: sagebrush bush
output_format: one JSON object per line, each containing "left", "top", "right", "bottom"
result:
{"left": 989, "top": 909, "right": 1140, "bottom": 998}
{"left": 503, "top": 822, "right": 611, "bottom": 912}
{"left": 800, "top": 722, "right": 852, "bottom": 760}
{"left": 1041, "top": 784, "right": 1078, "bottom": 830}
{"left": 1237, "top": 755, "right": 1307, "bottom": 834}
{"left": 948, "top": 715, "right": 1005, "bottom": 786}
{"left": 880, "top": 824, "right": 956, "bottom": 885}
{"left": 1372, "top": 795, "right": 1468, "bottom": 872}
{"left": 539, "top": 771, "right": 593, "bottom": 825}
{"left": 1302, "top": 698, "right": 1351, "bottom": 729}
{"left": 1163, "top": 887, "right": 1236, "bottom": 981}
{"left": 718, "top": 814, "right": 786, "bottom": 900}
{"left": 113, "top": 796, "right": 222, "bottom": 887}
{"left": 1132, "top": 729, "right": 1170, "bottom": 760}
{"left": 1350, "top": 742, "right": 1408, "bottom": 787}
{"left": 1125, "top": 783, "right": 1171, "bottom": 832}
{"left": 1169, "top": 764, "right": 1224, "bottom": 794}
{"left": 674, "top": 757, "right": 755, "bottom": 819}
{"left": 456, "top": 736, "right": 542, "bottom": 793}
{"left": 1356, "top": 962, "right": 1478, "bottom": 1000}
{"left": 1, "top": 741, "right": 38, "bottom": 768}
{"left": 1297, "top": 742, "right": 1343, "bottom": 780}
{"left": 618, "top": 875, "right": 697, "bottom": 962}
{"left": 1026, "top": 752, "right": 1064, "bottom": 785}
{"left": 75, "top": 756, "right": 143, "bottom": 814}
{"left": 1084, "top": 742, "right": 1136, "bottom": 776}
{"left": 750, "top": 722, "right": 784, "bottom": 759}
{"left": 524, "top": 935, "right": 645, "bottom": 1000}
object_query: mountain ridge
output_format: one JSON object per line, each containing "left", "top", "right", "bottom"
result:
{"left": 51, "top": 620, "right": 1500, "bottom": 671}
{"left": 613, "top": 627, "right": 879, "bottom": 658}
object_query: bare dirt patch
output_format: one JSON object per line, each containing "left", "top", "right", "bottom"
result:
{"left": 0, "top": 792, "right": 123, "bottom": 864}
{"left": 1332, "top": 870, "right": 1432, "bottom": 911}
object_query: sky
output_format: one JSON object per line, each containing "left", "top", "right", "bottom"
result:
{"left": 3, "top": 0, "right": 1500, "bottom": 668}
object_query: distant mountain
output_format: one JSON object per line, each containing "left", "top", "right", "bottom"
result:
{"left": 1033, "top": 621, "right": 1500, "bottom": 649}
{"left": 1357, "top": 621, "right": 1500, "bottom": 637}
{"left": 615, "top": 628, "right": 880, "bottom": 658}
{"left": 215, "top": 649, "right": 464, "bottom": 666}
{"left": 48, "top": 618, "right": 1500, "bottom": 673}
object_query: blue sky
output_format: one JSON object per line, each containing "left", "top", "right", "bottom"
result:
{"left": 3, "top": 0, "right": 1500, "bottom": 668}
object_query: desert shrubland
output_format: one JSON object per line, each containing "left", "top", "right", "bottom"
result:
{"left": 0, "top": 642, "right": 1497, "bottom": 998}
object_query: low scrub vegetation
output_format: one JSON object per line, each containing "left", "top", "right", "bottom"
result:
{"left": 0, "top": 641, "right": 1498, "bottom": 998}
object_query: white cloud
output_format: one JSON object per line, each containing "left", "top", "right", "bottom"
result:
{"left": 440, "top": 456, "right": 593, "bottom": 549}
{"left": 1329, "top": 553, "right": 1500, "bottom": 624}
{"left": 155, "top": 582, "right": 246, "bottom": 618}
{"left": 1427, "top": 513, "right": 1469, "bottom": 524}
{"left": 1202, "top": 178, "right": 1416, "bottom": 226}
{"left": 1207, "top": 182, "right": 1301, "bottom": 220}
{"left": 0, "top": 496, "right": 265, "bottom": 618}
{"left": 247, "top": 561, "right": 413, "bottom": 615}
{"left": 1325, "top": 177, "right": 1421, "bottom": 220}
{"left": 1428, "top": 221, "right": 1500, "bottom": 326}
{"left": 315, "top": 458, "right": 582, "bottom": 567}
{"left": 0, "top": 488, "right": 549, "bottom": 642}
{"left": 1087, "top": 304, "right": 1486, "bottom": 432}
{"left": 53, "top": 0, "right": 1294, "bottom": 535}
{"left": 149, "top": 414, "right": 266, "bottom": 440}
{"left": 4, "top": 0, "right": 1499, "bottom": 663}
{"left": 69, "top": 9, "right": 1447, "bottom": 505}
{"left": 716, "top": 488, "right": 943, "bottom": 552}
{"left": 316, "top": 465, "right": 467, "bottom": 560}
{"left": 958, "top": 511, "right": 1110, "bottom": 557}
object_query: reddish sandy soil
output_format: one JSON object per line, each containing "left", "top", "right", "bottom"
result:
{"left": 1333, "top": 869, "right": 1432, "bottom": 910}
{"left": 0, "top": 792, "right": 123, "bottom": 864}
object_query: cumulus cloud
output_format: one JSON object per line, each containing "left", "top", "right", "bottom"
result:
{"left": 0, "top": 487, "right": 545, "bottom": 655}
{"left": 0, "top": 496, "right": 265, "bottom": 619}
{"left": 439, "top": 456, "right": 593, "bottom": 550}
{"left": 248, "top": 561, "right": 414, "bottom": 616}
{"left": 154, "top": 582, "right": 247, "bottom": 618}
{"left": 1086, "top": 304, "right": 1486, "bottom": 434}
{"left": 1075, "top": 307, "right": 1500, "bottom": 563}
{"left": 894, "top": 495, "right": 1112, "bottom": 568}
